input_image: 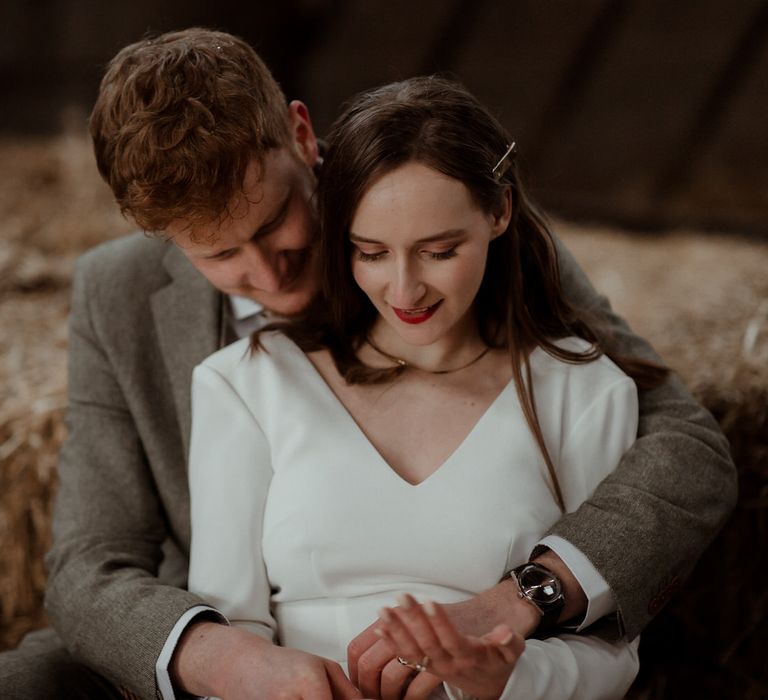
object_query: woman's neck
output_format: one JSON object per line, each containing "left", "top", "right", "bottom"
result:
{"left": 364, "top": 316, "right": 488, "bottom": 374}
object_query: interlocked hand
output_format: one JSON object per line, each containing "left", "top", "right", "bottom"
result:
{"left": 374, "top": 594, "right": 525, "bottom": 700}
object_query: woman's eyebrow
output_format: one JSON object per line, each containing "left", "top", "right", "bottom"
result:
{"left": 415, "top": 229, "right": 466, "bottom": 244}
{"left": 348, "top": 232, "right": 379, "bottom": 244}
{"left": 349, "top": 229, "right": 466, "bottom": 244}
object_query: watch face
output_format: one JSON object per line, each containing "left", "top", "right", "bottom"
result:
{"left": 519, "top": 565, "right": 563, "bottom": 604}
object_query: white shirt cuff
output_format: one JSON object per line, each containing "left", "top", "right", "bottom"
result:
{"left": 156, "top": 605, "right": 227, "bottom": 700}
{"left": 536, "top": 535, "right": 615, "bottom": 631}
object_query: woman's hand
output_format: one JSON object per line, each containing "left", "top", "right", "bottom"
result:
{"left": 348, "top": 576, "right": 540, "bottom": 699}
{"left": 374, "top": 594, "right": 525, "bottom": 700}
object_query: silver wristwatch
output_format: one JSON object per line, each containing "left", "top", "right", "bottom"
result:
{"left": 503, "top": 562, "right": 565, "bottom": 637}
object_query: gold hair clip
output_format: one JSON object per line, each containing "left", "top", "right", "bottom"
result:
{"left": 492, "top": 142, "right": 517, "bottom": 180}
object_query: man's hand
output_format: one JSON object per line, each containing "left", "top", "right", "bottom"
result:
{"left": 171, "top": 621, "right": 362, "bottom": 700}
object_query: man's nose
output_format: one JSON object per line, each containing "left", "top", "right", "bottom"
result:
{"left": 242, "top": 244, "right": 282, "bottom": 293}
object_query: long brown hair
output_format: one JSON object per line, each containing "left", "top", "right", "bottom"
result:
{"left": 271, "top": 76, "right": 667, "bottom": 511}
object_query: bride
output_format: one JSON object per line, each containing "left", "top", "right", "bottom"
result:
{"left": 187, "top": 76, "right": 663, "bottom": 699}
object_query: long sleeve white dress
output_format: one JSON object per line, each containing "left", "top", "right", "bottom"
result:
{"left": 187, "top": 332, "right": 640, "bottom": 699}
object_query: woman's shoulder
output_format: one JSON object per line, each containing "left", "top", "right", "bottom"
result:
{"left": 531, "top": 337, "right": 638, "bottom": 464}
{"left": 193, "top": 332, "right": 314, "bottom": 417}
{"left": 197, "top": 331, "right": 300, "bottom": 381}
{"left": 531, "top": 336, "right": 633, "bottom": 391}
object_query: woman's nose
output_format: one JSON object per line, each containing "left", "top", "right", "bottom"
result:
{"left": 389, "top": 263, "right": 427, "bottom": 308}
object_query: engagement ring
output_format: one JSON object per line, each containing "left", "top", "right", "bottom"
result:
{"left": 397, "top": 655, "right": 430, "bottom": 672}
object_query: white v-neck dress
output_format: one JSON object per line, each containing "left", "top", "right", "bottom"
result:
{"left": 188, "top": 332, "right": 640, "bottom": 699}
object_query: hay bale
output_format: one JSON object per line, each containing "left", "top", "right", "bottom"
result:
{"left": 0, "top": 405, "right": 63, "bottom": 648}
{"left": 0, "top": 127, "right": 131, "bottom": 256}
{"left": 0, "top": 291, "right": 69, "bottom": 649}
{"left": 0, "top": 129, "right": 130, "bottom": 650}
{"left": 557, "top": 223, "right": 768, "bottom": 699}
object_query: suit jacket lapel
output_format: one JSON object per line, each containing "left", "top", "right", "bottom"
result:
{"left": 151, "top": 244, "right": 222, "bottom": 459}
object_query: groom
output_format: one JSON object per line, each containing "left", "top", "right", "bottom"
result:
{"left": 0, "top": 28, "right": 735, "bottom": 700}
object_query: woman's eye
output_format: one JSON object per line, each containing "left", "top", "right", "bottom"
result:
{"left": 428, "top": 247, "right": 458, "bottom": 261}
{"left": 356, "top": 249, "right": 385, "bottom": 262}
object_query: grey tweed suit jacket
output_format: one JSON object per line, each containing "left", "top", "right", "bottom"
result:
{"left": 44, "top": 231, "right": 736, "bottom": 699}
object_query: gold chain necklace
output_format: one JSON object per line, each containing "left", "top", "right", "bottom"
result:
{"left": 365, "top": 336, "right": 491, "bottom": 375}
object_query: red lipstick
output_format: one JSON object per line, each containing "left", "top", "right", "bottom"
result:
{"left": 393, "top": 300, "right": 442, "bottom": 324}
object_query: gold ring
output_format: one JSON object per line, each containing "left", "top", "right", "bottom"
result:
{"left": 397, "top": 655, "right": 430, "bottom": 672}
{"left": 397, "top": 655, "right": 415, "bottom": 669}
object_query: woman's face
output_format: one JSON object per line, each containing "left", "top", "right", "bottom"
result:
{"left": 350, "top": 161, "right": 511, "bottom": 349}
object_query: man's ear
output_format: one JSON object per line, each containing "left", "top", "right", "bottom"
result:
{"left": 287, "top": 100, "right": 319, "bottom": 168}
{"left": 490, "top": 186, "right": 513, "bottom": 239}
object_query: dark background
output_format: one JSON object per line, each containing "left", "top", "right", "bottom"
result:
{"left": 2, "top": 0, "right": 767, "bottom": 234}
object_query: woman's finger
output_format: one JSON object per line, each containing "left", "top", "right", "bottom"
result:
{"left": 348, "top": 621, "right": 384, "bottom": 686}
{"left": 323, "top": 658, "right": 364, "bottom": 700}
{"left": 355, "top": 635, "right": 398, "bottom": 699}
{"left": 483, "top": 624, "right": 525, "bottom": 664}
{"left": 390, "top": 594, "right": 453, "bottom": 665}
{"left": 379, "top": 656, "right": 417, "bottom": 700}
{"left": 498, "top": 631, "right": 525, "bottom": 664}
{"left": 403, "top": 670, "right": 443, "bottom": 700}
{"left": 377, "top": 606, "right": 423, "bottom": 663}
{"left": 420, "top": 599, "right": 472, "bottom": 659}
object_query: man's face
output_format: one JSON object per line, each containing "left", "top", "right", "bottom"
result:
{"left": 170, "top": 147, "right": 319, "bottom": 316}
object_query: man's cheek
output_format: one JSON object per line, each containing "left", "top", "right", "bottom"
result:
{"left": 196, "top": 265, "right": 233, "bottom": 291}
